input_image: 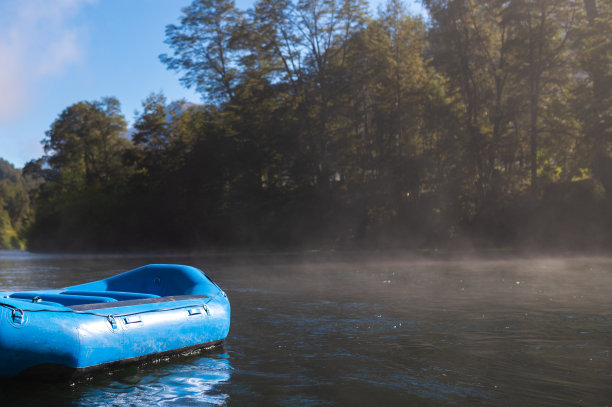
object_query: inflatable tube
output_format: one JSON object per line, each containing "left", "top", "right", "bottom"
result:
{"left": 0, "top": 264, "right": 230, "bottom": 380}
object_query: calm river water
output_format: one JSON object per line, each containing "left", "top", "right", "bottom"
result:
{"left": 0, "top": 251, "right": 611, "bottom": 406}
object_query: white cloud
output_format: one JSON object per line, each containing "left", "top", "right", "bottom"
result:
{"left": 0, "top": 0, "right": 93, "bottom": 123}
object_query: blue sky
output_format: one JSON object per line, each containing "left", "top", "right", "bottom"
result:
{"left": 0, "top": 0, "right": 424, "bottom": 168}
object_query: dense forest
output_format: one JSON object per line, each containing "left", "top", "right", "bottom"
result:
{"left": 3, "top": 0, "right": 611, "bottom": 252}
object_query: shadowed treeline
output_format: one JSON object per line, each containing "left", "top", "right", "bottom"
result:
{"left": 6, "top": 0, "right": 612, "bottom": 252}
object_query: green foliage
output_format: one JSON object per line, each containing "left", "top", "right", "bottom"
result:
{"left": 0, "top": 159, "right": 38, "bottom": 249}
{"left": 42, "top": 97, "right": 128, "bottom": 187}
{"left": 160, "top": 0, "right": 243, "bottom": 102}
{"left": 27, "top": 98, "right": 131, "bottom": 251}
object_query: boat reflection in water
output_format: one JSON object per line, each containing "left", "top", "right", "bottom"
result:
{"left": 77, "top": 349, "right": 232, "bottom": 406}
{"left": 0, "top": 346, "right": 233, "bottom": 406}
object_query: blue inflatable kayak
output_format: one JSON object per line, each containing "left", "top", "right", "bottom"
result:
{"left": 0, "top": 264, "right": 230, "bottom": 380}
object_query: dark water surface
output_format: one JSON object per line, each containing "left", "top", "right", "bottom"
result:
{"left": 0, "top": 251, "right": 611, "bottom": 406}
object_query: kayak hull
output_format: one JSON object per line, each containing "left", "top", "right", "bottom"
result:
{"left": 14, "top": 340, "right": 224, "bottom": 380}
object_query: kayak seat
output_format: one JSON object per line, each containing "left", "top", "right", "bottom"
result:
{"left": 9, "top": 293, "right": 117, "bottom": 306}
{"left": 61, "top": 290, "right": 160, "bottom": 301}
{"left": 66, "top": 264, "right": 217, "bottom": 297}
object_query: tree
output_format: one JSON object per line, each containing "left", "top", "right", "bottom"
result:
{"left": 0, "top": 158, "right": 38, "bottom": 249}
{"left": 424, "top": 0, "right": 581, "bottom": 214}
{"left": 574, "top": 0, "right": 612, "bottom": 188}
{"left": 42, "top": 97, "right": 129, "bottom": 188}
{"left": 425, "top": 0, "right": 515, "bottom": 207}
{"left": 505, "top": 0, "right": 581, "bottom": 187}
{"left": 28, "top": 98, "right": 130, "bottom": 251}
{"left": 161, "top": 0, "right": 243, "bottom": 102}
{"left": 132, "top": 93, "right": 171, "bottom": 150}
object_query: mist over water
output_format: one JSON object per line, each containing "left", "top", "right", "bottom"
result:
{"left": 0, "top": 251, "right": 611, "bottom": 406}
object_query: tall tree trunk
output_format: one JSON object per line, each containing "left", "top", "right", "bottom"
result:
{"left": 529, "top": 76, "right": 540, "bottom": 188}
{"left": 527, "top": 9, "right": 544, "bottom": 189}
{"left": 583, "top": 0, "right": 607, "bottom": 182}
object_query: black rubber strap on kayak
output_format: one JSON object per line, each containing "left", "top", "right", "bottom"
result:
{"left": 68, "top": 295, "right": 208, "bottom": 311}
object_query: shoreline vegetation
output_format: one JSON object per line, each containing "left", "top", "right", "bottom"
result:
{"left": 1, "top": 0, "right": 611, "bottom": 253}
{"left": 2, "top": 248, "right": 612, "bottom": 264}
